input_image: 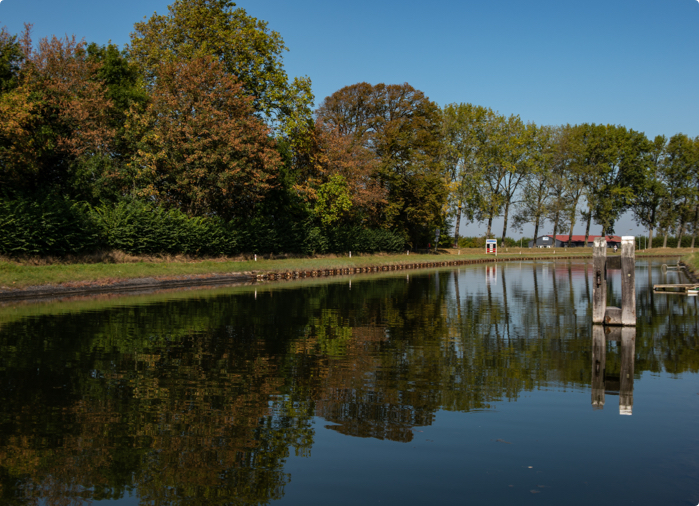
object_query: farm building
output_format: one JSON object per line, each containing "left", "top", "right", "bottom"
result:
{"left": 528, "top": 235, "right": 622, "bottom": 248}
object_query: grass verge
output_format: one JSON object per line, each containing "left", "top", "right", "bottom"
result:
{"left": 0, "top": 247, "right": 689, "bottom": 290}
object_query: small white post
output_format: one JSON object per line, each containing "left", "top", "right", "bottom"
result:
{"left": 349, "top": 251, "right": 352, "bottom": 258}
{"left": 254, "top": 254, "right": 257, "bottom": 261}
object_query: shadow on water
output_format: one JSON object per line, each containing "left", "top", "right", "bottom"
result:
{"left": 0, "top": 259, "right": 697, "bottom": 505}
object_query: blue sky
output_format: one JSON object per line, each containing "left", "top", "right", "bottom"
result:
{"left": 1, "top": 0, "right": 697, "bottom": 238}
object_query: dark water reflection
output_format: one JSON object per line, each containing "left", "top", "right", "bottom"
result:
{"left": 0, "top": 259, "right": 698, "bottom": 505}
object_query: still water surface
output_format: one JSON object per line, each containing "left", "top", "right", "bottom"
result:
{"left": 0, "top": 259, "right": 698, "bottom": 505}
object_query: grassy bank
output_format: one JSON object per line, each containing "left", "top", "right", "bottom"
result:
{"left": 0, "top": 247, "right": 690, "bottom": 290}
{"left": 683, "top": 252, "right": 699, "bottom": 271}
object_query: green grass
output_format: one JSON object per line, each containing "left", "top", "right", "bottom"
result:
{"left": 0, "top": 247, "right": 682, "bottom": 290}
{"left": 683, "top": 252, "right": 699, "bottom": 271}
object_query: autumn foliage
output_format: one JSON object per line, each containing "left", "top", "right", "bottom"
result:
{"left": 315, "top": 82, "right": 447, "bottom": 244}
{"left": 295, "top": 120, "right": 386, "bottom": 226}
{"left": 0, "top": 25, "right": 113, "bottom": 196}
{"left": 127, "top": 56, "right": 281, "bottom": 219}
{"left": 0, "top": 6, "right": 410, "bottom": 258}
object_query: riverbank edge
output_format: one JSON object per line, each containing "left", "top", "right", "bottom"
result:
{"left": 680, "top": 253, "right": 699, "bottom": 283}
{"left": 0, "top": 252, "right": 678, "bottom": 302}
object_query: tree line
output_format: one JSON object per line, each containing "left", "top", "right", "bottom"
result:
{"left": 443, "top": 106, "right": 699, "bottom": 248}
{"left": 1, "top": 0, "right": 697, "bottom": 257}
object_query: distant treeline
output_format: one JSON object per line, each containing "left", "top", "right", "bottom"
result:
{"left": 1, "top": 0, "right": 696, "bottom": 257}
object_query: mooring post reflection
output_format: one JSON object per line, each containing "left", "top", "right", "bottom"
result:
{"left": 591, "top": 325, "right": 606, "bottom": 409}
{"left": 591, "top": 325, "right": 636, "bottom": 414}
{"left": 619, "top": 327, "right": 636, "bottom": 415}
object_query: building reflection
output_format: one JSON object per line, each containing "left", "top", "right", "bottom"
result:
{"left": 591, "top": 325, "right": 635, "bottom": 415}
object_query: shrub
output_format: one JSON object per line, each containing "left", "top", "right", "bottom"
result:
{"left": 0, "top": 195, "right": 100, "bottom": 256}
{"left": 90, "top": 200, "right": 236, "bottom": 256}
{"left": 0, "top": 196, "right": 409, "bottom": 258}
{"left": 651, "top": 236, "right": 695, "bottom": 248}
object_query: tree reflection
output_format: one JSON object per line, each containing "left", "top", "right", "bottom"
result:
{"left": 0, "top": 260, "right": 697, "bottom": 504}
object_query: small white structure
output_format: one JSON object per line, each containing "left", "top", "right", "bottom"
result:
{"left": 486, "top": 239, "right": 497, "bottom": 254}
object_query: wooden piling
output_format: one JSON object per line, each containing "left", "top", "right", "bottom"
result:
{"left": 592, "top": 238, "right": 607, "bottom": 324}
{"left": 621, "top": 236, "right": 636, "bottom": 326}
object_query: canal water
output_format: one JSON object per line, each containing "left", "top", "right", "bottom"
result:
{"left": 0, "top": 259, "right": 697, "bottom": 505}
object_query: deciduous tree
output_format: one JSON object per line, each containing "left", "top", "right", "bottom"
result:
{"left": 661, "top": 134, "right": 699, "bottom": 248}
{"left": 316, "top": 82, "right": 446, "bottom": 246}
{"left": 129, "top": 0, "right": 313, "bottom": 141}
{"left": 126, "top": 56, "right": 281, "bottom": 218}
{"left": 0, "top": 26, "right": 113, "bottom": 199}
{"left": 441, "top": 103, "right": 488, "bottom": 245}
{"left": 631, "top": 135, "right": 667, "bottom": 249}
{"left": 295, "top": 120, "right": 386, "bottom": 226}
{"left": 513, "top": 124, "right": 555, "bottom": 241}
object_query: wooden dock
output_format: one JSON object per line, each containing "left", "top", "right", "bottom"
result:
{"left": 652, "top": 283, "right": 699, "bottom": 295}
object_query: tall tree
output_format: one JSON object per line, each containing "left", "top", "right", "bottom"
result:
{"left": 513, "top": 124, "right": 555, "bottom": 241}
{"left": 557, "top": 125, "right": 589, "bottom": 246}
{"left": 129, "top": 0, "right": 313, "bottom": 142}
{"left": 316, "top": 82, "right": 446, "bottom": 246}
{"left": 440, "top": 103, "right": 488, "bottom": 245}
{"left": 662, "top": 133, "right": 698, "bottom": 248}
{"left": 125, "top": 56, "right": 281, "bottom": 218}
{"left": 471, "top": 110, "right": 531, "bottom": 240}
{"left": 631, "top": 135, "right": 667, "bottom": 249}
{"left": 496, "top": 118, "right": 535, "bottom": 243}
{"left": 572, "top": 124, "right": 646, "bottom": 237}
{"left": 0, "top": 26, "right": 113, "bottom": 199}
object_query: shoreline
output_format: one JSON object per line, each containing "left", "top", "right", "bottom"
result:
{"left": 0, "top": 250, "right": 685, "bottom": 303}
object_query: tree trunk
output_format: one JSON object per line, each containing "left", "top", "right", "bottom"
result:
{"left": 692, "top": 207, "right": 698, "bottom": 249}
{"left": 648, "top": 225, "right": 654, "bottom": 250}
{"left": 486, "top": 211, "right": 494, "bottom": 238}
{"left": 663, "top": 229, "right": 668, "bottom": 248}
{"left": 567, "top": 198, "right": 580, "bottom": 247}
{"left": 454, "top": 201, "right": 462, "bottom": 246}
{"left": 677, "top": 220, "right": 685, "bottom": 249}
{"left": 533, "top": 217, "right": 540, "bottom": 247}
{"left": 552, "top": 211, "right": 560, "bottom": 246}
{"left": 584, "top": 211, "right": 592, "bottom": 247}
{"left": 501, "top": 201, "right": 510, "bottom": 244}
{"left": 567, "top": 213, "right": 576, "bottom": 246}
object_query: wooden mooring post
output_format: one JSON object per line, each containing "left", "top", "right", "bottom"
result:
{"left": 592, "top": 238, "right": 608, "bottom": 324}
{"left": 592, "top": 236, "right": 636, "bottom": 326}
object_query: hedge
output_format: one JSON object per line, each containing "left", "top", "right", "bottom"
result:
{"left": 0, "top": 196, "right": 407, "bottom": 257}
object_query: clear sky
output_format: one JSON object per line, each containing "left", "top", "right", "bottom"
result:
{"left": 1, "top": 0, "right": 697, "bottom": 239}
